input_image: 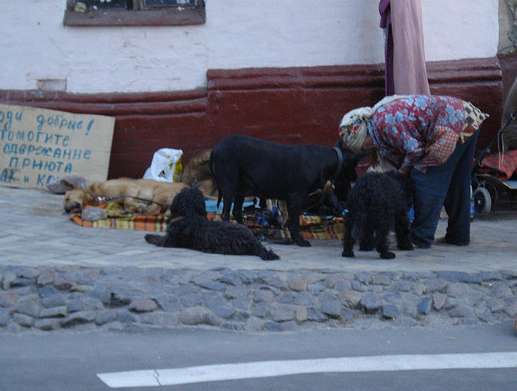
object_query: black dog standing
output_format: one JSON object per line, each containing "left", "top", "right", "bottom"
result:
{"left": 342, "top": 171, "right": 414, "bottom": 259}
{"left": 145, "top": 187, "right": 279, "bottom": 261}
{"left": 210, "top": 135, "right": 359, "bottom": 247}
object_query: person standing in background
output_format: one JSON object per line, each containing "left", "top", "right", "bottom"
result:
{"left": 379, "top": 0, "right": 430, "bottom": 96}
{"left": 500, "top": 78, "right": 517, "bottom": 151}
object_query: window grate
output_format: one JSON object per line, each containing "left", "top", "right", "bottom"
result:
{"left": 64, "top": 0, "right": 206, "bottom": 26}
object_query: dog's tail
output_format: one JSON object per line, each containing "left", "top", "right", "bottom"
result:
{"left": 144, "top": 233, "right": 165, "bottom": 247}
{"left": 259, "top": 247, "right": 280, "bottom": 261}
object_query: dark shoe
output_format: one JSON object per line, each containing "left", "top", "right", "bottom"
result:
{"left": 379, "top": 251, "right": 396, "bottom": 259}
{"left": 398, "top": 241, "right": 414, "bottom": 251}
{"left": 295, "top": 238, "right": 311, "bottom": 247}
{"left": 435, "top": 236, "right": 469, "bottom": 246}
{"left": 359, "top": 243, "right": 375, "bottom": 251}
{"left": 273, "top": 239, "right": 295, "bottom": 245}
{"left": 411, "top": 237, "right": 431, "bottom": 249}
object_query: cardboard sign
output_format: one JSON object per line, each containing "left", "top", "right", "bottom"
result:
{"left": 0, "top": 104, "right": 115, "bottom": 189}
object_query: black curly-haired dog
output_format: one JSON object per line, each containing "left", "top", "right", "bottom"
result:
{"left": 145, "top": 187, "right": 279, "bottom": 261}
{"left": 342, "top": 171, "right": 414, "bottom": 259}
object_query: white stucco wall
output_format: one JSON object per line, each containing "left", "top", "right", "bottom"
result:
{"left": 0, "top": 0, "right": 499, "bottom": 93}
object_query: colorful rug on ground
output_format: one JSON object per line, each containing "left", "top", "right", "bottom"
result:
{"left": 70, "top": 203, "right": 344, "bottom": 241}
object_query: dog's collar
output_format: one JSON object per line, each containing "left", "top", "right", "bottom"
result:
{"left": 168, "top": 216, "right": 185, "bottom": 224}
{"left": 333, "top": 146, "right": 344, "bottom": 180}
{"left": 84, "top": 190, "right": 107, "bottom": 205}
{"left": 86, "top": 190, "right": 165, "bottom": 208}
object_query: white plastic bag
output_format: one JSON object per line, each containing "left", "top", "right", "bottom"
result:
{"left": 143, "top": 148, "right": 183, "bottom": 183}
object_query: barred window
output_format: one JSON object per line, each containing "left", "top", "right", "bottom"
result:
{"left": 64, "top": 0, "right": 206, "bottom": 26}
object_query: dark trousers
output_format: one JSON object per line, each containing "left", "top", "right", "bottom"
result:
{"left": 410, "top": 131, "right": 479, "bottom": 247}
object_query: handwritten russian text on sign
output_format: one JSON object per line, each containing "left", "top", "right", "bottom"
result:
{"left": 0, "top": 104, "right": 115, "bottom": 189}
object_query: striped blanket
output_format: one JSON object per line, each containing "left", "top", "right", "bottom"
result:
{"left": 70, "top": 207, "right": 345, "bottom": 241}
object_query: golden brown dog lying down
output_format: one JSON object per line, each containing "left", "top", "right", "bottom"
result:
{"left": 63, "top": 178, "right": 187, "bottom": 215}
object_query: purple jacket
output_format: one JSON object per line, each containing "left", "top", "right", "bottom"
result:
{"left": 379, "top": 0, "right": 391, "bottom": 28}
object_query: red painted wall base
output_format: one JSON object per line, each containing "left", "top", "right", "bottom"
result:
{"left": 0, "top": 57, "right": 504, "bottom": 179}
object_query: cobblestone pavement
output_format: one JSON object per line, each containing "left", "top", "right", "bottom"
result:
{"left": 1, "top": 186, "right": 517, "bottom": 333}
{"left": 2, "top": 265, "right": 517, "bottom": 333}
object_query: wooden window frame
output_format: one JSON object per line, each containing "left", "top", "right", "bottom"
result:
{"left": 63, "top": 0, "right": 206, "bottom": 27}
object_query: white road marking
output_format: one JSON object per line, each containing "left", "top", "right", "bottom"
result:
{"left": 97, "top": 352, "right": 517, "bottom": 388}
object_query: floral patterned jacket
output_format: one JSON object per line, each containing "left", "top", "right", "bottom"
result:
{"left": 368, "top": 95, "right": 486, "bottom": 173}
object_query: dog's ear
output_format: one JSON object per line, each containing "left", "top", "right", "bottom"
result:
{"left": 88, "top": 182, "right": 101, "bottom": 194}
{"left": 334, "top": 149, "right": 369, "bottom": 202}
{"left": 335, "top": 139, "right": 345, "bottom": 152}
{"left": 168, "top": 188, "right": 185, "bottom": 216}
{"left": 338, "top": 151, "right": 367, "bottom": 180}
{"left": 192, "top": 199, "right": 207, "bottom": 218}
{"left": 191, "top": 180, "right": 200, "bottom": 190}
{"left": 190, "top": 182, "right": 208, "bottom": 217}
{"left": 347, "top": 150, "right": 370, "bottom": 167}
{"left": 192, "top": 187, "right": 208, "bottom": 218}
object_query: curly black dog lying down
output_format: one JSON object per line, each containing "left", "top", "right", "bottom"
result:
{"left": 342, "top": 171, "right": 414, "bottom": 259}
{"left": 145, "top": 187, "right": 279, "bottom": 261}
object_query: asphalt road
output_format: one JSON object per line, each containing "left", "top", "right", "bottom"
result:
{"left": 1, "top": 323, "right": 517, "bottom": 390}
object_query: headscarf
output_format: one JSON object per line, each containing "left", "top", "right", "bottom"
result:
{"left": 338, "top": 107, "right": 372, "bottom": 152}
{"left": 339, "top": 95, "right": 409, "bottom": 152}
